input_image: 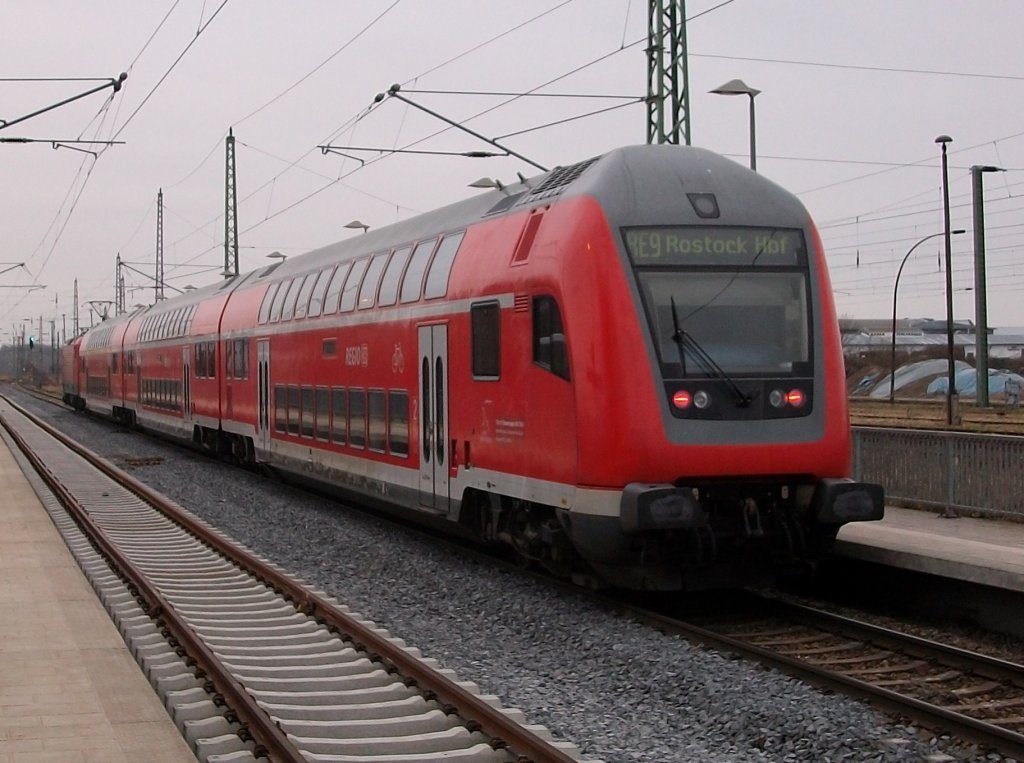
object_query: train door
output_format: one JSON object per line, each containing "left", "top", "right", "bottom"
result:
{"left": 182, "top": 347, "right": 192, "bottom": 424}
{"left": 418, "top": 324, "right": 450, "bottom": 514}
{"left": 256, "top": 340, "right": 270, "bottom": 451}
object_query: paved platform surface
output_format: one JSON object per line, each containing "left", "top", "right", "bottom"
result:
{"left": 0, "top": 437, "right": 196, "bottom": 762}
{"left": 837, "top": 505, "right": 1024, "bottom": 593}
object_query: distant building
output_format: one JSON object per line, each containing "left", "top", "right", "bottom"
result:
{"left": 839, "top": 317, "right": 1024, "bottom": 361}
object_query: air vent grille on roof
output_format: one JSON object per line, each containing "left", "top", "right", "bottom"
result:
{"left": 518, "top": 156, "right": 599, "bottom": 204}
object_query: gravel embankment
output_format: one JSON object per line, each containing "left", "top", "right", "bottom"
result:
{"left": 14, "top": 390, "right": 1014, "bottom": 763}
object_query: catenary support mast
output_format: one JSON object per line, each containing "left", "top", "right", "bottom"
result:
{"left": 646, "top": 0, "right": 690, "bottom": 145}
{"left": 224, "top": 128, "right": 239, "bottom": 278}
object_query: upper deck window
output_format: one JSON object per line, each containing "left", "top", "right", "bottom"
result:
{"left": 358, "top": 252, "right": 390, "bottom": 310}
{"left": 306, "top": 266, "right": 335, "bottom": 318}
{"left": 269, "top": 278, "right": 296, "bottom": 323}
{"left": 377, "top": 246, "right": 411, "bottom": 307}
{"left": 258, "top": 282, "right": 281, "bottom": 325}
{"left": 293, "top": 272, "right": 319, "bottom": 319}
{"left": 424, "top": 231, "right": 465, "bottom": 299}
{"left": 399, "top": 238, "right": 438, "bottom": 303}
{"left": 322, "top": 262, "right": 351, "bottom": 316}
{"left": 339, "top": 258, "right": 370, "bottom": 312}
{"left": 282, "top": 274, "right": 309, "bottom": 321}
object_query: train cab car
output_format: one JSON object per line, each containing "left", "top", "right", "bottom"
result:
{"left": 66, "top": 144, "right": 883, "bottom": 591}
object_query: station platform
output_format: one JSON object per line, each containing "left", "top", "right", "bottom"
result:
{"left": 0, "top": 437, "right": 196, "bottom": 762}
{"left": 836, "top": 505, "right": 1024, "bottom": 594}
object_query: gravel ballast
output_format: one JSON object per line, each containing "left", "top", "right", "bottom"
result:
{"left": 16, "top": 391, "right": 1014, "bottom": 763}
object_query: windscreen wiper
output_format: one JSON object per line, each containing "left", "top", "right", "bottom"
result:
{"left": 670, "top": 297, "right": 752, "bottom": 408}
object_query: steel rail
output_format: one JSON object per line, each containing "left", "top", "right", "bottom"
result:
{"left": 602, "top": 594, "right": 1024, "bottom": 760}
{"left": 0, "top": 401, "right": 305, "bottom": 762}
{"left": 1, "top": 393, "right": 581, "bottom": 763}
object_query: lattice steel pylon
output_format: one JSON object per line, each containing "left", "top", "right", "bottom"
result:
{"left": 156, "top": 189, "right": 165, "bottom": 302}
{"left": 646, "top": 0, "right": 690, "bottom": 145}
{"left": 224, "top": 128, "right": 239, "bottom": 278}
{"left": 115, "top": 253, "right": 125, "bottom": 315}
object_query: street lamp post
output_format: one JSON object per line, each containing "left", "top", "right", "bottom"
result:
{"left": 710, "top": 79, "right": 760, "bottom": 171}
{"left": 890, "top": 230, "right": 966, "bottom": 402}
{"left": 971, "top": 164, "right": 1006, "bottom": 408}
{"left": 936, "top": 135, "right": 957, "bottom": 426}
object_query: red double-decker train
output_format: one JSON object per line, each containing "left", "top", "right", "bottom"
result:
{"left": 62, "top": 144, "right": 882, "bottom": 590}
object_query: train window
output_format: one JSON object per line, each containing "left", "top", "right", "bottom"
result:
{"left": 359, "top": 252, "right": 390, "bottom": 310}
{"left": 388, "top": 391, "right": 409, "bottom": 457}
{"left": 287, "top": 385, "right": 300, "bottom": 436}
{"left": 399, "top": 238, "right": 437, "bottom": 303}
{"left": 339, "top": 258, "right": 370, "bottom": 312}
{"left": 269, "top": 279, "right": 295, "bottom": 323}
{"left": 322, "top": 339, "right": 337, "bottom": 357}
{"left": 111, "top": 353, "right": 119, "bottom": 373}
{"left": 367, "top": 389, "right": 386, "bottom": 452}
{"left": 349, "top": 388, "right": 366, "bottom": 448}
{"left": 471, "top": 301, "right": 500, "bottom": 379}
{"left": 274, "top": 386, "right": 286, "bottom": 432}
{"left": 322, "top": 262, "right": 350, "bottom": 316}
{"left": 258, "top": 282, "right": 281, "bottom": 324}
{"left": 377, "top": 246, "right": 411, "bottom": 306}
{"left": 301, "top": 386, "right": 315, "bottom": 438}
{"left": 424, "top": 231, "right": 465, "bottom": 299}
{"left": 195, "top": 341, "right": 216, "bottom": 378}
{"left": 293, "top": 272, "right": 319, "bottom": 320}
{"left": 224, "top": 341, "right": 233, "bottom": 378}
{"left": 315, "top": 387, "right": 330, "bottom": 440}
{"left": 234, "top": 339, "right": 248, "bottom": 379}
{"left": 533, "top": 296, "right": 571, "bottom": 381}
{"left": 282, "top": 274, "right": 309, "bottom": 321}
{"left": 306, "top": 266, "right": 334, "bottom": 318}
{"left": 330, "top": 388, "right": 347, "bottom": 445}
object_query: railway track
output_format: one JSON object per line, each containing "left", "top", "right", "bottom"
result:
{"left": 614, "top": 591, "right": 1024, "bottom": 760}
{"left": 0, "top": 393, "right": 594, "bottom": 763}
{"left": 18, "top": 382, "right": 1024, "bottom": 758}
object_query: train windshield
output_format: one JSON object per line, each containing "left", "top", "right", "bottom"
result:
{"left": 624, "top": 226, "right": 811, "bottom": 377}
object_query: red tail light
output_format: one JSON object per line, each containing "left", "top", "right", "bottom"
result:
{"left": 786, "top": 389, "right": 806, "bottom": 407}
{"left": 672, "top": 390, "right": 692, "bottom": 409}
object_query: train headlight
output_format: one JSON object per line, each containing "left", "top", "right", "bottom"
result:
{"left": 693, "top": 390, "right": 712, "bottom": 410}
{"left": 786, "top": 389, "right": 806, "bottom": 407}
{"left": 769, "top": 389, "right": 786, "bottom": 408}
{"left": 672, "top": 390, "right": 692, "bottom": 409}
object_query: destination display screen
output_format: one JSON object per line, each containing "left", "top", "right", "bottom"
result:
{"left": 623, "top": 227, "right": 805, "bottom": 267}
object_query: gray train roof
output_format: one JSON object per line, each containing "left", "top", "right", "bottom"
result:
{"left": 254, "top": 144, "right": 811, "bottom": 285}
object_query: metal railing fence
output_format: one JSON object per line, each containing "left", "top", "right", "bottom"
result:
{"left": 853, "top": 427, "right": 1024, "bottom": 519}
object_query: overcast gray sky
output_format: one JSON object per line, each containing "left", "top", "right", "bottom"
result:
{"left": 2, "top": 1, "right": 1023, "bottom": 340}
